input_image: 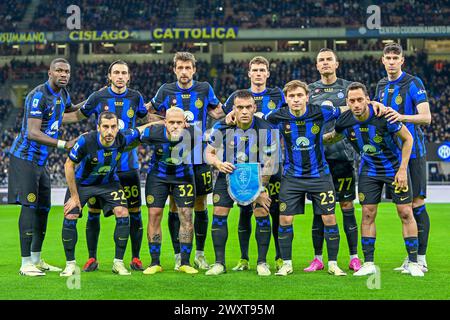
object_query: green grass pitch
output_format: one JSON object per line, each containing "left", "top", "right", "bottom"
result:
{"left": 0, "top": 203, "right": 449, "bottom": 300}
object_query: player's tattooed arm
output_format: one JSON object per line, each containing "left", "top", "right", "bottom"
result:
{"left": 62, "top": 108, "right": 87, "bottom": 124}
{"left": 64, "top": 158, "right": 82, "bottom": 215}
{"left": 64, "top": 99, "right": 86, "bottom": 113}
{"left": 28, "top": 118, "right": 73, "bottom": 150}
{"left": 394, "top": 125, "right": 413, "bottom": 190}
{"left": 205, "top": 144, "right": 235, "bottom": 174}
{"left": 208, "top": 102, "right": 226, "bottom": 119}
{"left": 323, "top": 130, "right": 344, "bottom": 144}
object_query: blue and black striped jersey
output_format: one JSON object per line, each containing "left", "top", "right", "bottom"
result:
{"left": 375, "top": 72, "right": 428, "bottom": 159}
{"left": 264, "top": 104, "right": 341, "bottom": 178}
{"left": 80, "top": 86, "right": 148, "bottom": 172}
{"left": 11, "top": 81, "right": 71, "bottom": 166}
{"left": 222, "top": 87, "right": 285, "bottom": 115}
{"left": 335, "top": 105, "right": 404, "bottom": 177}
{"left": 69, "top": 129, "right": 140, "bottom": 186}
{"left": 151, "top": 80, "right": 220, "bottom": 164}
{"left": 140, "top": 124, "right": 194, "bottom": 181}
{"left": 208, "top": 117, "right": 278, "bottom": 166}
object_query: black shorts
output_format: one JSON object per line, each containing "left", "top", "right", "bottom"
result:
{"left": 194, "top": 164, "right": 213, "bottom": 196}
{"left": 145, "top": 175, "right": 195, "bottom": 208}
{"left": 409, "top": 157, "right": 427, "bottom": 199}
{"left": 87, "top": 170, "right": 142, "bottom": 211}
{"left": 8, "top": 155, "right": 51, "bottom": 208}
{"left": 279, "top": 175, "right": 336, "bottom": 216}
{"left": 65, "top": 182, "right": 128, "bottom": 218}
{"left": 328, "top": 159, "right": 356, "bottom": 202}
{"left": 358, "top": 174, "right": 413, "bottom": 205}
{"left": 264, "top": 171, "right": 281, "bottom": 213}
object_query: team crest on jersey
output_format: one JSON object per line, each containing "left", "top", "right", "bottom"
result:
{"left": 285, "top": 124, "right": 290, "bottom": 130}
{"left": 395, "top": 95, "right": 403, "bottom": 105}
{"left": 104, "top": 106, "right": 109, "bottom": 111}
{"left": 146, "top": 195, "right": 154, "bottom": 204}
{"left": 157, "top": 148, "right": 163, "bottom": 155}
{"left": 311, "top": 124, "right": 320, "bottom": 135}
{"left": 213, "top": 194, "right": 220, "bottom": 203}
{"left": 373, "top": 135, "right": 383, "bottom": 143}
{"left": 195, "top": 99, "right": 203, "bottom": 109}
{"left": 280, "top": 202, "right": 287, "bottom": 212}
{"left": 315, "top": 89, "right": 320, "bottom": 93}
{"left": 27, "top": 193, "right": 36, "bottom": 203}
{"left": 337, "top": 92, "right": 344, "bottom": 99}
{"left": 88, "top": 197, "right": 96, "bottom": 205}
{"left": 358, "top": 193, "right": 365, "bottom": 202}
{"left": 268, "top": 100, "right": 276, "bottom": 110}
{"left": 56, "top": 99, "right": 61, "bottom": 105}
{"left": 91, "top": 157, "right": 98, "bottom": 164}
{"left": 171, "top": 98, "right": 178, "bottom": 108}
{"left": 127, "top": 109, "right": 134, "bottom": 118}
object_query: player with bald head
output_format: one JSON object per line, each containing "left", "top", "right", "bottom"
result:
{"left": 140, "top": 107, "right": 199, "bottom": 275}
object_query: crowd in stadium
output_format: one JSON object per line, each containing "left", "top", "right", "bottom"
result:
{"left": 0, "top": 51, "right": 448, "bottom": 186}
{"left": 2, "top": 0, "right": 446, "bottom": 31}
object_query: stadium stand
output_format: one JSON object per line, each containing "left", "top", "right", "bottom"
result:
{"left": 19, "top": 0, "right": 450, "bottom": 31}
{"left": 0, "top": 0, "right": 31, "bottom": 32}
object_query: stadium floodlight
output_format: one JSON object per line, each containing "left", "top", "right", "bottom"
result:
{"left": 102, "top": 43, "right": 115, "bottom": 47}
{"left": 194, "top": 42, "right": 208, "bottom": 46}
{"left": 150, "top": 43, "right": 163, "bottom": 47}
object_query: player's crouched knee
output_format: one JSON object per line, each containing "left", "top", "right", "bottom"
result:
{"left": 114, "top": 206, "right": 129, "bottom": 218}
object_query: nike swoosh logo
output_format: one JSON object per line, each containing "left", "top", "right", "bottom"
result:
{"left": 278, "top": 236, "right": 289, "bottom": 240}
{"left": 344, "top": 194, "right": 352, "bottom": 198}
{"left": 211, "top": 228, "right": 220, "bottom": 232}
{"left": 25, "top": 232, "right": 33, "bottom": 236}
{"left": 400, "top": 197, "right": 409, "bottom": 201}
{"left": 349, "top": 226, "right": 357, "bottom": 231}
{"left": 118, "top": 237, "right": 128, "bottom": 241}
{"left": 205, "top": 188, "right": 212, "bottom": 192}
{"left": 285, "top": 130, "right": 292, "bottom": 134}
{"left": 350, "top": 138, "right": 357, "bottom": 141}
{"left": 130, "top": 201, "right": 139, "bottom": 205}
{"left": 184, "top": 201, "right": 193, "bottom": 205}
{"left": 329, "top": 237, "right": 339, "bottom": 240}
{"left": 260, "top": 230, "right": 271, "bottom": 233}
{"left": 62, "top": 239, "right": 72, "bottom": 242}
{"left": 327, "top": 208, "right": 334, "bottom": 212}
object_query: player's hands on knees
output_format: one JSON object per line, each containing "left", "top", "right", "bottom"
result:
{"left": 217, "top": 161, "right": 235, "bottom": 174}
{"left": 371, "top": 101, "right": 388, "bottom": 116}
{"left": 384, "top": 107, "right": 404, "bottom": 123}
{"left": 394, "top": 168, "right": 408, "bottom": 190}
{"left": 64, "top": 196, "right": 82, "bottom": 216}
{"left": 256, "top": 191, "right": 271, "bottom": 212}
{"left": 225, "top": 110, "right": 236, "bottom": 125}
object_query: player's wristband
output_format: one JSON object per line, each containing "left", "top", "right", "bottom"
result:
{"left": 57, "top": 140, "right": 67, "bottom": 150}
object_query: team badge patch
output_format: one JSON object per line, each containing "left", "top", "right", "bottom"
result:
{"left": 280, "top": 202, "right": 287, "bottom": 212}
{"left": 88, "top": 197, "right": 96, "bottom": 205}
{"left": 195, "top": 99, "right": 203, "bottom": 109}
{"left": 127, "top": 109, "right": 134, "bottom": 118}
{"left": 395, "top": 95, "right": 403, "bottom": 105}
{"left": 311, "top": 124, "right": 320, "bottom": 135}
{"left": 268, "top": 100, "right": 276, "bottom": 110}
{"left": 213, "top": 194, "right": 220, "bottom": 203}
{"left": 358, "top": 192, "right": 365, "bottom": 202}
{"left": 146, "top": 195, "right": 154, "bottom": 204}
{"left": 337, "top": 92, "right": 345, "bottom": 99}
{"left": 227, "top": 163, "right": 262, "bottom": 206}
{"left": 27, "top": 193, "right": 36, "bottom": 203}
